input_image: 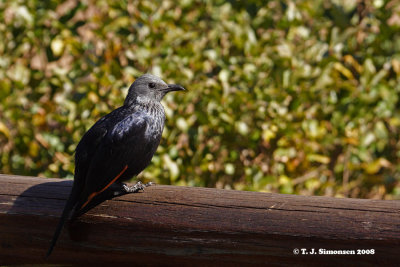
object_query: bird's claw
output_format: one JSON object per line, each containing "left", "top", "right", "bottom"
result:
{"left": 123, "top": 181, "right": 155, "bottom": 193}
{"left": 145, "top": 181, "right": 155, "bottom": 187}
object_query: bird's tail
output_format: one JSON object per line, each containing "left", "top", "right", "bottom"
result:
{"left": 46, "top": 186, "right": 79, "bottom": 258}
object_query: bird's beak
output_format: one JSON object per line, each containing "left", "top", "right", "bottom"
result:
{"left": 165, "top": 84, "right": 186, "bottom": 92}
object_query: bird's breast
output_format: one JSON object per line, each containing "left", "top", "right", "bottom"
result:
{"left": 143, "top": 105, "right": 165, "bottom": 141}
{"left": 144, "top": 117, "right": 164, "bottom": 140}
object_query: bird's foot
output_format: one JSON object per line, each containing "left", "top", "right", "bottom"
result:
{"left": 122, "top": 181, "right": 154, "bottom": 193}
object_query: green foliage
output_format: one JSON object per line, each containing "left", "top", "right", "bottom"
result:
{"left": 1, "top": 0, "right": 400, "bottom": 199}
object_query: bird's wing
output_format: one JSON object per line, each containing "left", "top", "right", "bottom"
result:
{"left": 47, "top": 117, "right": 108, "bottom": 257}
{"left": 107, "top": 114, "right": 149, "bottom": 147}
{"left": 76, "top": 112, "right": 149, "bottom": 211}
{"left": 74, "top": 116, "right": 108, "bottom": 187}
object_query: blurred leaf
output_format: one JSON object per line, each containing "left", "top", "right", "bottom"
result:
{"left": 0, "top": 0, "right": 399, "bottom": 199}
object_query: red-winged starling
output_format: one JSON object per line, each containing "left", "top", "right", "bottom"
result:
{"left": 47, "top": 74, "right": 185, "bottom": 257}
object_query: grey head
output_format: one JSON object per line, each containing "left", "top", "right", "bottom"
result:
{"left": 124, "top": 74, "right": 185, "bottom": 106}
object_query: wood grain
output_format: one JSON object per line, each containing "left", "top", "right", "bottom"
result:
{"left": 0, "top": 174, "right": 399, "bottom": 266}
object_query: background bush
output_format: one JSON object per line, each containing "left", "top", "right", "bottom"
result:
{"left": 1, "top": 0, "right": 400, "bottom": 199}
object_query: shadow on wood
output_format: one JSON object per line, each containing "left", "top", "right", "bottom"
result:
{"left": 0, "top": 174, "right": 399, "bottom": 265}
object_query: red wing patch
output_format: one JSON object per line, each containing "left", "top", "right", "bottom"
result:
{"left": 81, "top": 165, "right": 128, "bottom": 210}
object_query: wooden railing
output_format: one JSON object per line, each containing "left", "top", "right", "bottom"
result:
{"left": 0, "top": 174, "right": 399, "bottom": 265}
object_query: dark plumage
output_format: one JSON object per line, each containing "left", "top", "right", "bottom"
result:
{"left": 47, "top": 74, "right": 185, "bottom": 257}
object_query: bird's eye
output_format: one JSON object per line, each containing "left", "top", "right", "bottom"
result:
{"left": 149, "top": 83, "right": 156, "bottom": 88}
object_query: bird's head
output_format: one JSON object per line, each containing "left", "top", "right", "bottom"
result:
{"left": 124, "top": 74, "right": 185, "bottom": 106}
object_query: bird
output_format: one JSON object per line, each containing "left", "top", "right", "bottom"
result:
{"left": 47, "top": 74, "right": 185, "bottom": 257}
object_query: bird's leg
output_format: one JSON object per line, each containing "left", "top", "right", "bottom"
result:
{"left": 122, "top": 181, "right": 154, "bottom": 193}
